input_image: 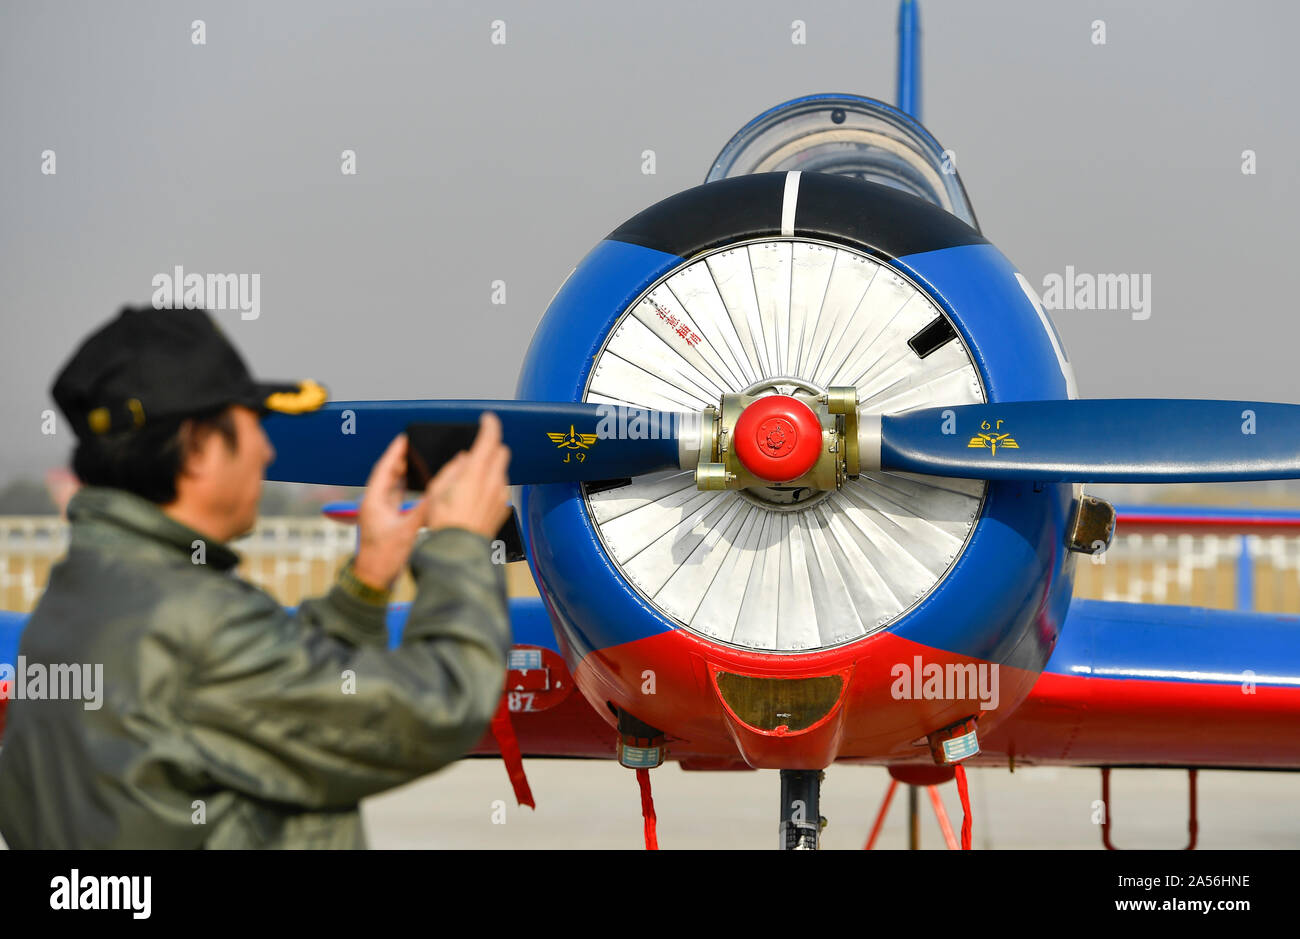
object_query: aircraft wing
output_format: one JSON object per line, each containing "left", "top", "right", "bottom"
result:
{"left": 967, "top": 501, "right": 1300, "bottom": 770}
{"left": 0, "top": 610, "right": 25, "bottom": 737}
{"left": 0, "top": 610, "right": 22, "bottom": 667}
{"left": 978, "top": 599, "right": 1300, "bottom": 769}
{"left": 1113, "top": 503, "right": 1300, "bottom": 534}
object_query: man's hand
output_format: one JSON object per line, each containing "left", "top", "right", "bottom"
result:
{"left": 424, "top": 412, "right": 512, "bottom": 538}
{"left": 352, "top": 433, "right": 427, "bottom": 590}
{"left": 351, "top": 414, "right": 512, "bottom": 590}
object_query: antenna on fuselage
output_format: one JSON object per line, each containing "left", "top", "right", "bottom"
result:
{"left": 896, "top": 0, "right": 921, "bottom": 120}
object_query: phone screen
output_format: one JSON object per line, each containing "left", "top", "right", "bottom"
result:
{"left": 405, "top": 422, "right": 480, "bottom": 491}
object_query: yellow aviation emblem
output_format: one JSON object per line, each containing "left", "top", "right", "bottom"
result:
{"left": 967, "top": 421, "right": 1020, "bottom": 456}
{"left": 546, "top": 423, "right": 595, "bottom": 460}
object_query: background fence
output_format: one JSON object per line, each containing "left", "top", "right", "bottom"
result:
{"left": 0, "top": 516, "right": 540, "bottom": 611}
{"left": 2, "top": 516, "right": 1298, "bottom": 615}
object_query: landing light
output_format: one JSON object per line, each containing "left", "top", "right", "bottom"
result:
{"left": 715, "top": 672, "right": 844, "bottom": 733}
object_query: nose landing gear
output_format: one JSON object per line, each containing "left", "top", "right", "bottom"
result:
{"left": 779, "top": 769, "right": 827, "bottom": 850}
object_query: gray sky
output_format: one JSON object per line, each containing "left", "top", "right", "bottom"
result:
{"left": 2, "top": 0, "right": 1296, "bottom": 485}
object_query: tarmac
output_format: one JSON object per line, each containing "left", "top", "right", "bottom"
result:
{"left": 363, "top": 758, "right": 1300, "bottom": 850}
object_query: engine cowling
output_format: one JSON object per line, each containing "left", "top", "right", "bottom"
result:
{"left": 516, "top": 171, "right": 1078, "bottom": 767}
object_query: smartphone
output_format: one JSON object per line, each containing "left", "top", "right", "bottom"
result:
{"left": 405, "top": 421, "right": 524, "bottom": 562}
{"left": 405, "top": 422, "right": 480, "bottom": 491}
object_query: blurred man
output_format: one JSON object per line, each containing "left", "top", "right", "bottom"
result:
{"left": 0, "top": 306, "right": 512, "bottom": 848}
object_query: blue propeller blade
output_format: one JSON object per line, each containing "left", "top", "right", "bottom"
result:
{"left": 263, "top": 400, "right": 683, "bottom": 487}
{"left": 880, "top": 400, "right": 1300, "bottom": 482}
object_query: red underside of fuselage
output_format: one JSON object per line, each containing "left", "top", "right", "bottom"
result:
{"left": 571, "top": 628, "right": 1043, "bottom": 769}
{"left": 474, "top": 629, "right": 1039, "bottom": 769}
{"left": 471, "top": 634, "right": 1300, "bottom": 770}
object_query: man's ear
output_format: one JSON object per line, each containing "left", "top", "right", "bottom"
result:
{"left": 175, "top": 418, "right": 213, "bottom": 480}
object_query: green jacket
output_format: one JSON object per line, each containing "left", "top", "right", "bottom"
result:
{"left": 0, "top": 486, "right": 511, "bottom": 848}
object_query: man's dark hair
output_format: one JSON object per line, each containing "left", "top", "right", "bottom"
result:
{"left": 72, "top": 406, "right": 239, "bottom": 504}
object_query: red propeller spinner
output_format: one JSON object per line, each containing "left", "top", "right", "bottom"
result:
{"left": 731, "top": 395, "right": 823, "bottom": 483}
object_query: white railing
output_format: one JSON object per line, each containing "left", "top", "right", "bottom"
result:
{"left": 2, "top": 518, "right": 1298, "bottom": 614}
{"left": 0, "top": 518, "right": 68, "bottom": 613}
{"left": 0, "top": 517, "right": 358, "bottom": 610}
{"left": 1058, "top": 532, "right": 1297, "bottom": 612}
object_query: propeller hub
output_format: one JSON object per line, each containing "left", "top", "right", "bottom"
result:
{"left": 732, "top": 395, "right": 823, "bottom": 483}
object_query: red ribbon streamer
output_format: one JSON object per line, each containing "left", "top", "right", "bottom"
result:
{"left": 954, "top": 763, "right": 973, "bottom": 850}
{"left": 489, "top": 697, "right": 535, "bottom": 809}
{"left": 635, "top": 767, "right": 659, "bottom": 850}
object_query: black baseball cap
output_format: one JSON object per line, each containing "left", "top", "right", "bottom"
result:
{"left": 52, "top": 305, "right": 327, "bottom": 440}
